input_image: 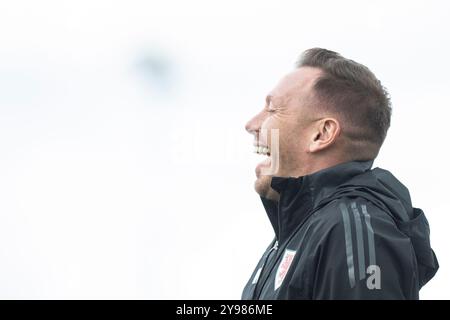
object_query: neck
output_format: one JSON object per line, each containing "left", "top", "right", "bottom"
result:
{"left": 290, "top": 155, "right": 346, "bottom": 178}
{"left": 266, "top": 156, "right": 345, "bottom": 202}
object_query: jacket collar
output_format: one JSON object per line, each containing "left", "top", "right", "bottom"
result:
{"left": 261, "top": 160, "right": 374, "bottom": 244}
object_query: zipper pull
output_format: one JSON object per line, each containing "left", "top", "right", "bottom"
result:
{"left": 273, "top": 240, "right": 279, "bottom": 251}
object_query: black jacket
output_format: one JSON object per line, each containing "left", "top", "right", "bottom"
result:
{"left": 241, "top": 160, "right": 439, "bottom": 299}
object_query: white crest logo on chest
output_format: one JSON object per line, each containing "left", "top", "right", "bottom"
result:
{"left": 274, "top": 249, "right": 296, "bottom": 291}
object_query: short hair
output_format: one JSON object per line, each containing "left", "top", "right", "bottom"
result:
{"left": 296, "top": 48, "right": 392, "bottom": 160}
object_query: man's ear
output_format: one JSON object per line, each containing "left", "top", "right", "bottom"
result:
{"left": 308, "top": 118, "right": 341, "bottom": 153}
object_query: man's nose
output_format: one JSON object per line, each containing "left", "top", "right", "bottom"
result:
{"left": 245, "top": 115, "right": 260, "bottom": 135}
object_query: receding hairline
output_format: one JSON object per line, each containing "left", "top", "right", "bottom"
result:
{"left": 269, "top": 67, "right": 325, "bottom": 107}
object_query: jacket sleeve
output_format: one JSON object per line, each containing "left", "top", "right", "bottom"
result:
{"left": 309, "top": 199, "right": 419, "bottom": 300}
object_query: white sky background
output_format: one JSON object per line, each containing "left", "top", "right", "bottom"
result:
{"left": 0, "top": 0, "right": 449, "bottom": 299}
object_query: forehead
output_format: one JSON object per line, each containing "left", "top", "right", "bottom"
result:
{"left": 269, "top": 66, "right": 322, "bottom": 103}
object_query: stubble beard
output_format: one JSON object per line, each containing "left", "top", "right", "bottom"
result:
{"left": 254, "top": 174, "right": 280, "bottom": 201}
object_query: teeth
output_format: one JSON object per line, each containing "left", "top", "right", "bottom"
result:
{"left": 254, "top": 146, "right": 270, "bottom": 155}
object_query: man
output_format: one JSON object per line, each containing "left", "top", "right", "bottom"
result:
{"left": 242, "top": 48, "right": 438, "bottom": 299}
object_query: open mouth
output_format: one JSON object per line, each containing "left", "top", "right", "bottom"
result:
{"left": 254, "top": 145, "right": 271, "bottom": 156}
{"left": 253, "top": 129, "right": 279, "bottom": 177}
{"left": 254, "top": 144, "right": 272, "bottom": 177}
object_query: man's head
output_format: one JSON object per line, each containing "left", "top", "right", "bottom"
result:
{"left": 245, "top": 48, "right": 391, "bottom": 201}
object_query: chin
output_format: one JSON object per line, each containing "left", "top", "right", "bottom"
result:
{"left": 254, "top": 176, "right": 279, "bottom": 201}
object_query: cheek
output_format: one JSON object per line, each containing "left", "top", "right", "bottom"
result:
{"left": 280, "top": 126, "right": 308, "bottom": 154}
{"left": 260, "top": 115, "right": 277, "bottom": 130}
{"left": 263, "top": 117, "right": 308, "bottom": 153}
{"left": 260, "top": 117, "right": 281, "bottom": 146}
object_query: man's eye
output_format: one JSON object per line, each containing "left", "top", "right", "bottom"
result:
{"left": 266, "top": 103, "right": 276, "bottom": 113}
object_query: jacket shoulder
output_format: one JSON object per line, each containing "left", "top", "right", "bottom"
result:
{"left": 303, "top": 197, "right": 418, "bottom": 299}
{"left": 309, "top": 197, "right": 400, "bottom": 237}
